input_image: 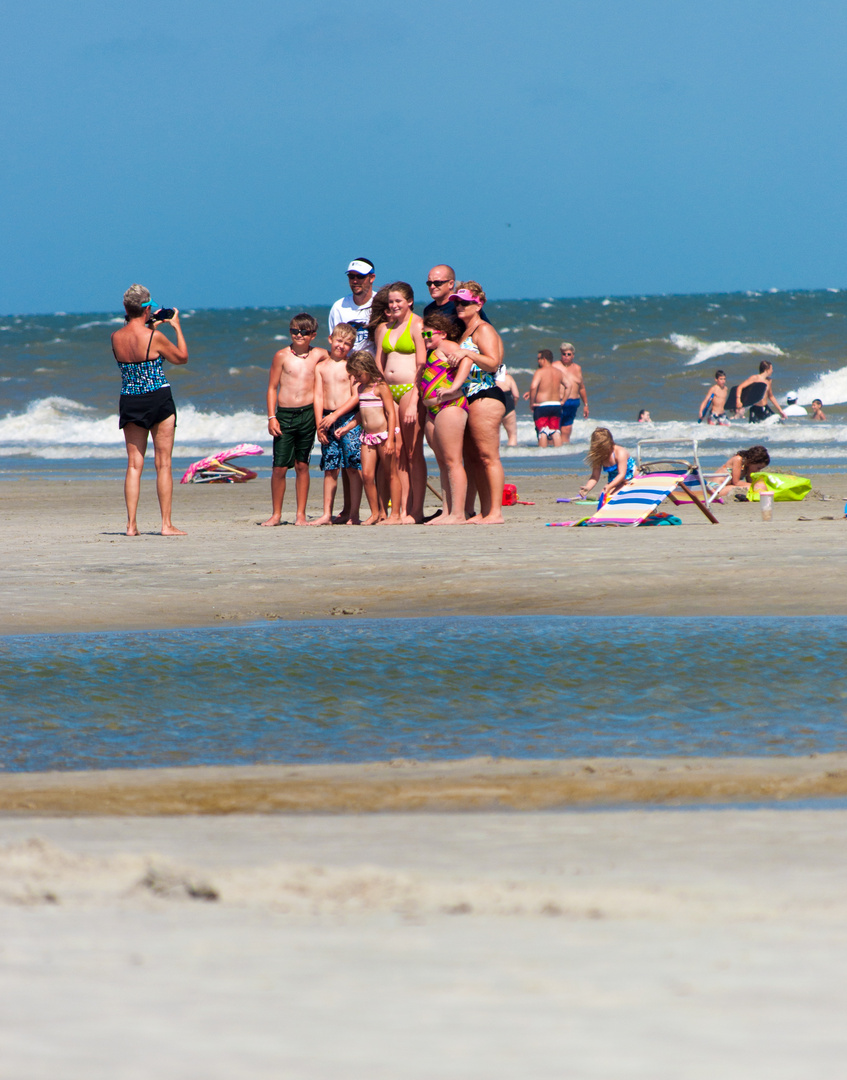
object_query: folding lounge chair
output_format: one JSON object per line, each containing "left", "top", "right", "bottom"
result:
{"left": 637, "top": 438, "right": 732, "bottom": 508}
{"left": 557, "top": 472, "right": 719, "bottom": 527}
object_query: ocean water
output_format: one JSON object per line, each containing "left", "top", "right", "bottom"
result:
{"left": 1, "top": 289, "right": 846, "bottom": 476}
{"left": 1, "top": 616, "right": 845, "bottom": 772}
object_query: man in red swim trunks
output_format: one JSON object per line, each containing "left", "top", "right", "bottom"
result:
{"left": 524, "top": 350, "right": 565, "bottom": 447}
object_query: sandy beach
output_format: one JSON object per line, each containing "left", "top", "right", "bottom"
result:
{"left": 1, "top": 471, "right": 846, "bottom": 635}
{"left": 2, "top": 469, "right": 847, "bottom": 1077}
{"left": 2, "top": 809, "right": 847, "bottom": 1078}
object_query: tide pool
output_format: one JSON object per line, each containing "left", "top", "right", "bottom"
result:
{"left": 1, "top": 616, "right": 845, "bottom": 773}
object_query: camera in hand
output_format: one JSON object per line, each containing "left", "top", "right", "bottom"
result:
{"left": 145, "top": 307, "right": 175, "bottom": 327}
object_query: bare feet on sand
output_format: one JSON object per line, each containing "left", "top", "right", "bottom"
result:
{"left": 308, "top": 514, "right": 333, "bottom": 526}
{"left": 259, "top": 515, "right": 282, "bottom": 527}
{"left": 161, "top": 525, "right": 187, "bottom": 536}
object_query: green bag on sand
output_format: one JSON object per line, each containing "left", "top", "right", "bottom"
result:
{"left": 747, "top": 472, "right": 812, "bottom": 502}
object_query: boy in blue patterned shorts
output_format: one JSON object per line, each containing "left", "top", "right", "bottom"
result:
{"left": 310, "top": 323, "right": 363, "bottom": 525}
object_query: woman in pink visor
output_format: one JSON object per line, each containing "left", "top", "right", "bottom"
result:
{"left": 448, "top": 282, "right": 507, "bottom": 524}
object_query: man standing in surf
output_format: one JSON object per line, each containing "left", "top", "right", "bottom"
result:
{"left": 553, "top": 343, "right": 589, "bottom": 443}
{"left": 731, "top": 361, "right": 786, "bottom": 423}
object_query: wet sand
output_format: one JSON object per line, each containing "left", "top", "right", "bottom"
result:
{"left": 1, "top": 471, "right": 845, "bottom": 635}
{"left": 2, "top": 470, "right": 847, "bottom": 1077}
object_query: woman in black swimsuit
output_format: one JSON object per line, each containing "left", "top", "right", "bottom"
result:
{"left": 111, "top": 284, "right": 188, "bottom": 536}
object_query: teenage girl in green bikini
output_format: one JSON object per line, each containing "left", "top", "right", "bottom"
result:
{"left": 374, "top": 282, "right": 427, "bottom": 523}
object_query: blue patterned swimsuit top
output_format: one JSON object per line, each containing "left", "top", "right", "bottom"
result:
{"left": 605, "top": 456, "right": 636, "bottom": 484}
{"left": 117, "top": 330, "right": 170, "bottom": 395}
{"left": 460, "top": 334, "right": 496, "bottom": 397}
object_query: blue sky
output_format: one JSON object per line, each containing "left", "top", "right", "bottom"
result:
{"left": 3, "top": 0, "right": 847, "bottom": 314}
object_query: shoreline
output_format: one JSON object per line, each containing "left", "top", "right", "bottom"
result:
{"left": 2, "top": 754, "right": 847, "bottom": 814}
{"left": 1, "top": 471, "right": 846, "bottom": 636}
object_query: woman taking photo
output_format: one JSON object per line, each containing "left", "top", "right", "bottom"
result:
{"left": 111, "top": 283, "right": 188, "bottom": 536}
{"left": 449, "top": 281, "right": 506, "bottom": 524}
{"left": 374, "top": 281, "right": 427, "bottom": 523}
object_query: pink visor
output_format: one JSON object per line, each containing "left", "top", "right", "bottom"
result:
{"left": 447, "top": 289, "right": 481, "bottom": 305}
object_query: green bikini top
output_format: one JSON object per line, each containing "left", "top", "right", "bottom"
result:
{"left": 382, "top": 316, "right": 416, "bottom": 356}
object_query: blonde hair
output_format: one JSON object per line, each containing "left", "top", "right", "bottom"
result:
{"left": 346, "top": 350, "right": 381, "bottom": 386}
{"left": 457, "top": 280, "right": 487, "bottom": 306}
{"left": 330, "top": 322, "right": 356, "bottom": 344}
{"left": 586, "top": 427, "right": 615, "bottom": 470}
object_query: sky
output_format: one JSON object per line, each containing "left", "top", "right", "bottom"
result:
{"left": 2, "top": 0, "right": 847, "bottom": 314}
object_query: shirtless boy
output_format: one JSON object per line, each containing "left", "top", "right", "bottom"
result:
{"left": 699, "top": 369, "right": 730, "bottom": 424}
{"left": 261, "top": 313, "right": 326, "bottom": 526}
{"left": 811, "top": 399, "right": 827, "bottom": 421}
{"left": 732, "top": 361, "right": 786, "bottom": 423}
{"left": 553, "top": 342, "right": 589, "bottom": 442}
{"left": 310, "top": 323, "right": 363, "bottom": 526}
{"left": 523, "top": 350, "right": 565, "bottom": 447}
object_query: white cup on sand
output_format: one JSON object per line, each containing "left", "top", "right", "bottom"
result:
{"left": 760, "top": 491, "right": 774, "bottom": 521}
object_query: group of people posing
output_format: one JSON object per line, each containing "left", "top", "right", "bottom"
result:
{"left": 110, "top": 270, "right": 800, "bottom": 536}
{"left": 261, "top": 259, "right": 514, "bottom": 526}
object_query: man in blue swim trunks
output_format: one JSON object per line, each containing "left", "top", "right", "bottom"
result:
{"left": 554, "top": 343, "right": 589, "bottom": 443}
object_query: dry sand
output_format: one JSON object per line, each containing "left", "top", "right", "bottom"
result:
{"left": 2, "top": 470, "right": 847, "bottom": 1077}
{"left": 2, "top": 810, "right": 847, "bottom": 1078}
{"left": 1, "top": 471, "right": 845, "bottom": 635}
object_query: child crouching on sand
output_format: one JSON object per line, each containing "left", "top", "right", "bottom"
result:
{"left": 335, "top": 351, "right": 402, "bottom": 526}
{"left": 579, "top": 427, "right": 637, "bottom": 507}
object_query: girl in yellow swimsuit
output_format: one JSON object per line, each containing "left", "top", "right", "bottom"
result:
{"left": 374, "top": 281, "right": 427, "bottom": 523}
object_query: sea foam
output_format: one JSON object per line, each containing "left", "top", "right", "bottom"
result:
{"left": 668, "top": 333, "right": 785, "bottom": 367}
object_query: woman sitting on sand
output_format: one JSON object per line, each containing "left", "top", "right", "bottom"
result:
{"left": 717, "top": 445, "right": 771, "bottom": 497}
{"left": 373, "top": 282, "right": 427, "bottom": 523}
{"left": 111, "top": 284, "right": 188, "bottom": 536}
{"left": 578, "top": 427, "right": 637, "bottom": 506}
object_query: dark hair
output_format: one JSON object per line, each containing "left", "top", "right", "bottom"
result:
{"left": 715, "top": 369, "right": 726, "bottom": 379}
{"left": 290, "top": 312, "right": 318, "bottom": 336}
{"left": 366, "top": 284, "right": 392, "bottom": 340}
{"left": 737, "top": 444, "right": 771, "bottom": 480}
{"left": 759, "top": 360, "right": 773, "bottom": 374}
{"left": 637, "top": 409, "right": 649, "bottom": 421}
{"left": 538, "top": 349, "right": 553, "bottom": 362}
{"left": 346, "top": 350, "right": 381, "bottom": 384}
{"left": 423, "top": 310, "right": 462, "bottom": 341}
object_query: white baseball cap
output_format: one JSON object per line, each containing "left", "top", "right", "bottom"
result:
{"left": 346, "top": 259, "right": 374, "bottom": 276}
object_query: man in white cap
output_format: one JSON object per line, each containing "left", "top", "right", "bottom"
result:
{"left": 328, "top": 258, "right": 376, "bottom": 354}
{"left": 783, "top": 391, "right": 807, "bottom": 417}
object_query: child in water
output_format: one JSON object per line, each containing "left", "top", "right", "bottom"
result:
{"left": 578, "top": 427, "right": 637, "bottom": 506}
{"left": 335, "top": 351, "right": 402, "bottom": 525}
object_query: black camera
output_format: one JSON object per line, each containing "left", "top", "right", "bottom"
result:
{"left": 145, "top": 307, "right": 175, "bottom": 327}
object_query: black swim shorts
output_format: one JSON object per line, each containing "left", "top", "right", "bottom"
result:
{"left": 502, "top": 390, "right": 515, "bottom": 416}
{"left": 119, "top": 387, "right": 177, "bottom": 430}
{"left": 273, "top": 404, "right": 317, "bottom": 469}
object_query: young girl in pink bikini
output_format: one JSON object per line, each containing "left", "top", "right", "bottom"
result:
{"left": 335, "top": 352, "right": 402, "bottom": 525}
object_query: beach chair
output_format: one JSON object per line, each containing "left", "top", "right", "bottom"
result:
{"left": 637, "top": 438, "right": 732, "bottom": 508}
{"left": 556, "top": 472, "right": 719, "bottom": 526}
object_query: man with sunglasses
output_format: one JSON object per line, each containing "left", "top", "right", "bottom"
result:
{"left": 424, "top": 265, "right": 490, "bottom": 323}
{"left": 328, "top": 258, "right": 377, "bottom": 354}
{"left": 553, "top": 342, "right": 589, "bottom": 443}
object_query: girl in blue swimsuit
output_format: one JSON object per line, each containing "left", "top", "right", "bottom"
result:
{"left": 578, "top": 427, "right": 637, "bottom": 506}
